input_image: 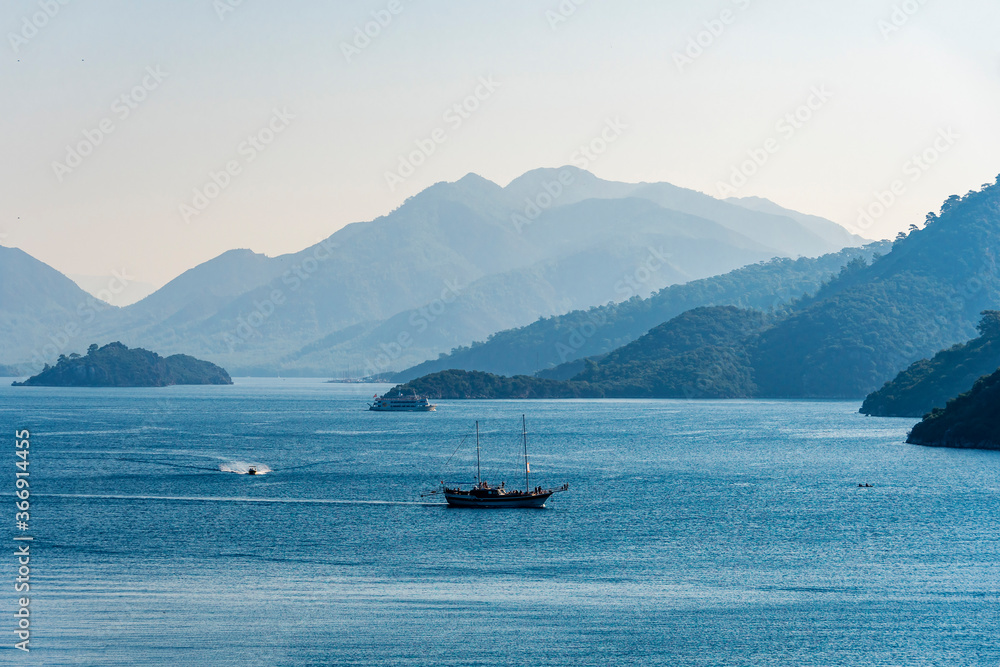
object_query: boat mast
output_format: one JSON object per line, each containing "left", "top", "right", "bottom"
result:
{"left": 523, "top": 414, "right": 529, "bottom": 492}
{"left": 476, "top": 420, "right": 481, "bottom": 487}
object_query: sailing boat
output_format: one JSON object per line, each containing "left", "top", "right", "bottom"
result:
{"left": 438, "top": 416, "right": 568, "bottom": 508}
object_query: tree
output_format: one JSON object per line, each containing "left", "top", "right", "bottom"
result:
{"left": 87, "top": 344, "right": 99, "bottom": 355}
{"left": 940, "top": 194, "right": 961, "bottom": 214}
{"left": 976, "top": 311, "right": 1000, "bottom": 338}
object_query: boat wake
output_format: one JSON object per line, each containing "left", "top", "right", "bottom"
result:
{"left": 220, "top": 462, "right": 272, "bottom": 475}
{"left": 37, "top": 492, "right": 440, "bottom": 507}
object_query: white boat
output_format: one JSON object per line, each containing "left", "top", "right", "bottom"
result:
{"left": 435, "top": 416, "right": 568, "bottom": 508}
{"left": 368, "top": 394, "right": 436, "bottom": 411}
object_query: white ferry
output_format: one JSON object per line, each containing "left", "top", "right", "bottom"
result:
{"left": 368, "top": 393, "right": 437, "bottom": 412}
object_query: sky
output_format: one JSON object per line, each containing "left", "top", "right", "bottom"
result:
{"left": 4, "top": 0, "right": 1000, "bottom": 288}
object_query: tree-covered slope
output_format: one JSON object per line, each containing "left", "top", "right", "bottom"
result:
{"left": 0, "top": 245, "right": 110, "bottom": 367}
{"left": 569, "top": 306, "right": 772, "bottom": 397}
{"left": 396, "top": 177, "right": 1000, "bottom": 400}
{"left": 386, "top": 369, "right": 600, "bottom": 399}
{"left": 907, "top": 367, "right": 1000, "bottom": 450}
{"left": 390, "top": 306, "right": 770, "bottom": 399}
{"left": 12, "top": 342, "right": 232, "bottom": 387}
{"left": 861, "top": 311, "right": 1000, "bottom": 417}
{"left": 749, "top": 181, "right": 1000, "bottom": 397}
{"left": 396, "top": 243, "right": 889, "bottom": 381}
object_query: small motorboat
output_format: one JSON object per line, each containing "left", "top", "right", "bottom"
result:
{"left": 247, "top": 466, "right": 258, "bottom": 475}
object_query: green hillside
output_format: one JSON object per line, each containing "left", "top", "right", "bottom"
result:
{"left": 749, "top": 181, "right": 1000, "bottom": 397}
{"left": 394, "top": 177, "right": 1000, "bottom": 400}
{"left": 397, "top": 243, "right": 889, "bottom": 381}
{"left": 391, "top": 306, "right": 769, "bottom": 399}
{"left": 861, "top": 311, "right": 1000, "bottom": 417}
{"left": 907, "top": 367, "right": 1000, "bottom": 450}
{"left": 12, "top": 342, "right": 232, "bottom": 387}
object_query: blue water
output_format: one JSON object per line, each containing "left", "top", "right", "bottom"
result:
{"left": 2, "top": 379, "right": 998, "bottom": 666}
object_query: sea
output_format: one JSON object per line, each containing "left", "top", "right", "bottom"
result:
{"left": 2, "top": 378, "right": 998, "bottom": 666}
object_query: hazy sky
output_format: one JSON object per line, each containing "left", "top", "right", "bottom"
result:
{"left": 4, "top": 0, "right": 1000, "bottom": 287}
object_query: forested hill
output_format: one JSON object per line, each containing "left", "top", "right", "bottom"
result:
{"left": 396, "top": 242, "right": 890, "bottom": 382}
{"left": 907, "top": 367, "right": 1000, "bottom": 450}
{"left": 749, "top": 178, "right": 1000, "bottom": 397}
{"left": 390, "top": 306, "right": 771, "bottom": 399}
{"left": 393, "top": 176, "right": 1000, "bottom": 400}
{"left": 861, "top": 311, "right": 1000, "bottom": 417}
{"left": 12, "top": 342, "right": 232, "bottom": 387}
{"left": 568, "top": 307, "right": 772, "bottom": 397}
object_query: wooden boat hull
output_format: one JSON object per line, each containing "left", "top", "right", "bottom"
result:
{"left": 443, "top": 491, "right": 553, "bottom": 508}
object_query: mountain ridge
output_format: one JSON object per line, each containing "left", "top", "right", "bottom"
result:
{"left": 2, "top": 168, "right": 866, "bottom": 375}
{"left": 390, "top": 175, "right": 1000, "bottom": 399}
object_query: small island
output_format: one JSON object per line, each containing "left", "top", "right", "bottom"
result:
{"left": 907, "top": 366, "right": 1000, "bottom": 450}
{"left": 12, "top": 342, "right": 233, "bottom": 387}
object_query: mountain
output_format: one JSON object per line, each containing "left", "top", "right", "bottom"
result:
{"left": 508, "top": 167, "right": 867, "bottom": 256}
{"left": 122, "top": 248, "right": 294, "bottom": 324}
{"left": 12, "top": 341, "right": 232, "bottom": 387}
{"left": 394, "top": 176, "right": 1000, "bottom": 400}
{"left": 269, "top": 196, "right": 793, "bottom": 376}
{"left": 386, "top": 368, "right": 600, "bottom": 400}
{"left": 396, "top": 242, "right": 890, "bottom": 381}
{"left": 0, "top": 245, "right": 112, "bottom": 368}
{"left": 389, "top": 306, "right": 770, "bottom": 399}
{"left": 69, "top": 274, "right": 157, "bottom": 307}
{"left": 907, "top": 367, "right": 1000, "bottom": 450}
{"left": 861, "top": 311, "right": 1000, "bottom": 417}
{"left": 749, "top": 181, "right": 1000, "bottom": 397}
{"left": 2, "top": 168, "right": 863, "bottom": 376}
{"left": 725, "top": 196, "right": 864, "bottom": 250}
{"left": 568, "top": 306, "right": 772, "bottom": 397}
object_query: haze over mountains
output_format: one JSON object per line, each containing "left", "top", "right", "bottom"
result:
{"left": 399, "top": 243, "right": 889, "bottom": 382}
{"left": 394, "top": 176, "right": 1000, "bottom": 400}
{"left": 0, "top": 167, "right": 864, "bottom": 376}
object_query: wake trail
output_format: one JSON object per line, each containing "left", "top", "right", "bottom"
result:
{"left": 36, "top": 492, "right": 441, "bottom": 507}
{"left": 115, "top": 457, "right": 222, "bottom": 472}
